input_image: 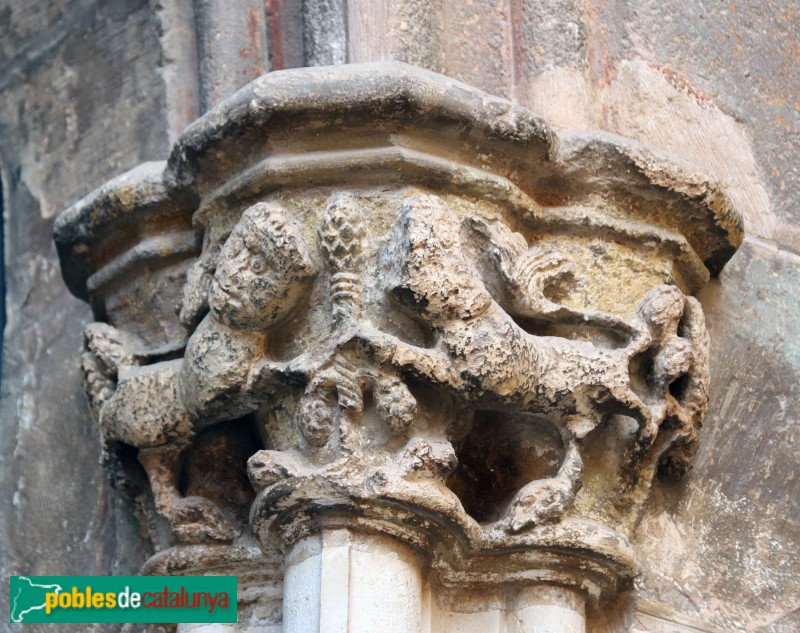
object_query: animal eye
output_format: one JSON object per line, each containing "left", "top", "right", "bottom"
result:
{"left": 251, "top": 255, "right": 267, "bottom": 274}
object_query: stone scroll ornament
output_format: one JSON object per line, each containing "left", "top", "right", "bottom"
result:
{"left": 56, "top": 63, "right": 742, "bottom": 625}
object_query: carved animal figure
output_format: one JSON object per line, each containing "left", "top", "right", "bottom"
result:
{"left": 81, "top": 202, "right": 317, "bottom": 543}
{"left": 356, "top": 194, "right": 696, "bottom": 529}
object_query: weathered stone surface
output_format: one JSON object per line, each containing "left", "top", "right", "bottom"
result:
{"left": 438, "top": 0, "right": 514, "bottom": 99}
{"left": 634, "top": 240, "right": 800, "bottom": 633}
{"left": 0, "top": 0, "right": 168, "bottom": 220}
{"left": 621, "top": 0, "right": 800, "bottom": 255}
{"left": 52, "top": 63, "right": 743, "bottom": 632}
{"left": 343, "top": 1, "right": 795, "bottom": 256}
{"left": 265, "top": 0, "right": 305, "bottom": 71}
{"left": 519, "top": 1, "right": 798, "bottom": 254}
{"left": 598, "top": 60, "right": 775, "bottom": 264}
{"left": 1, "top": 2, "right": 796, "bottom": 632}
{"left": 303, "top": 0, "right": 347, "bottom": 66}
{"left": 0, "top": 0, "right": 172, "bottom": 628}
{"left": 268, "top": 0, "right": 799, "bottom": 256}
{"left": 347, "top": 0, "right": 445, "bottom": 70}
{"left": 0, "top": 178, "right": 4, "bottom": 382}
{"left": 194, "top": 0, "right": 270, "bottom": 111}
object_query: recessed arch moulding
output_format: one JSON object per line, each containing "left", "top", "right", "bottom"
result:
{"left": 55, "top": 62, "right": 743, "bottom": 632}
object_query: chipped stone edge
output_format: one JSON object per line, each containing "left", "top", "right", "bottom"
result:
{"left": 53, "top": 61, "right": 744, "bottom": 306}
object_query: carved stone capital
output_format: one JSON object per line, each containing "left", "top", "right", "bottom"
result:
{"left": 56, "top": 62, "right": 742, "bottom": 631}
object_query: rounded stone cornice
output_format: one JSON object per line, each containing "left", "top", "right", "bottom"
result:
{"left": 55, "top": 62, "right": 743, "bottom": 309}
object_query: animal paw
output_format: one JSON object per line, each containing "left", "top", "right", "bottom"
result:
{"left": 653, "top": 337, "right": 693, "bottom": 388}
{"left": 374, "top": 375, "right": 416, "bottom": 435}
{"left": 637, "top": 285, "right": 685, "bottom": 338}
{"left": 83, "top": 323, "right": 140, "bottom": 375}
{"left": 80, "top": 348, "right": 116, "bottom": 418}
{"left": 297, "top": 386, "right": 337, "bottom": 447}
{"left": 80, "top": 323, "right": 141, "bottom": 417}
{"left": 344, "top": 325, "right": 398, "bottom": 365}
{"left": 402, "top": 438, "right": 457, "bottom": 478}
{"left": 507, "top": 478, "right": 576, "bottom": 532}
{"left": 179, "top": 243, "right": 220, "bottom": 329}
{"left": 169, "top": 496, "right": 241, "bottom": 544}
{"left": 248, "top": 450, "right": 305, "bottom": 489}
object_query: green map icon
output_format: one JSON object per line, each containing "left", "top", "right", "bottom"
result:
{"left": 8, "top": 575, "right": 237, "bottom": 623}
{"left": 9, "top": 576, "right": 63, "bottom": 623}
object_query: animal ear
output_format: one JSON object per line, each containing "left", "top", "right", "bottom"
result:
{"left": 463, "top": 216, "right": 527, "bottom": 286}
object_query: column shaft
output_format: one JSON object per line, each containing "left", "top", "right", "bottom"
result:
{"left": 283, "top": 529, "right": 423, "bottom": 633}
{"left": 506, "top": 586, "right": 586, "bottom": 633}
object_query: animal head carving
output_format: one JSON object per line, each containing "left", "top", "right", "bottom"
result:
{"left": 386, "top": 195, "right": 492, "bottom": 323}
{"left": 209, "top": 202, "right": 317, "bottom": 330}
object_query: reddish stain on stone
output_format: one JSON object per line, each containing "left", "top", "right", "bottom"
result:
{"left": 651, "top": 63, "right": 719, "bottom": 108}
{"left": 266, "top": 0, "right": 286, "bottom": 70}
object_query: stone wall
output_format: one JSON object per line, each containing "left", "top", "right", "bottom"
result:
{"left": 1, "top": 2, "right": 797, "bottom": 632}
{"left": 0, "top": 3, "right": 171, "bottom": 631}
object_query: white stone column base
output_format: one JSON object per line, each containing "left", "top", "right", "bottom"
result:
{"left": 283, "top": 529, "right": 423, "bottom": 633}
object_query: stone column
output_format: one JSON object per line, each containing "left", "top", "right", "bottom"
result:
{"left": 283, "top": 528, "right": 422, "bottom": 633}
{"left": 54, "top": 62, "right": 743, "bottom": 632}
{"left": 506, "top": 587, "right": 586, "bottom": 633}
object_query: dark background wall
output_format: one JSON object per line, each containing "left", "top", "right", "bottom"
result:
{"left": 0, "top": 3, "right": 172, "bottom": 630}
{"left": 1, "top": 171, "right": 5, "bottom": 384}
{"left": 0, "top": 2, "right": 797, "bottom": 632}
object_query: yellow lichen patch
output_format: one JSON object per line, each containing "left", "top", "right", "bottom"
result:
{"left": 533, "top": 235, "right": 678, "bottom": 317}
